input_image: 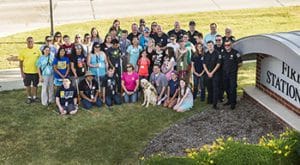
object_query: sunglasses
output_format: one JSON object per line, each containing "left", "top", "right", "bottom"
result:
{"left": 94, "top": 46, "right": 100, "bottom": 48}
{"left": 56, "top": 36, "right": 62, "bottom": 37}
{"left": 126, "top": 66, "right": 132, "bottom": 68}
{"left": 224, "top": 44, "right": 231, "bottom": 47}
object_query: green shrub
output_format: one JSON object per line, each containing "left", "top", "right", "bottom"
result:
{"left": 143, "top": 130, "right": 300, "bottom": 165}
{"left": 211, "top": 141, "right": 276, "bottom": 165}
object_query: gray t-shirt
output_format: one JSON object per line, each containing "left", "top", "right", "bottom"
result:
{"left": 150, "top": 72, "right": 168, "bottom": 95}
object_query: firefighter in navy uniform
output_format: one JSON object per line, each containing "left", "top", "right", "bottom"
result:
{"left": 222, "top": 40, "right": 242, "bottom": 110}
{"left": 203, "top": 41, "right": 222, "bottom": 110}
{"left": 214, "top": 34, "right": 225, "bottom": 102}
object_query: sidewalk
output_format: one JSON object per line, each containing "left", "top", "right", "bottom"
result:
{"left": 0, "top": 68, "right": 24, "bottom": 91}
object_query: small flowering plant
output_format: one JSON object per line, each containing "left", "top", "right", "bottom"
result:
{"left": 258, "top": 129, "right": 300, "bottom": 162}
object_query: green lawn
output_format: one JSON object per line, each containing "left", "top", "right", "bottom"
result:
{"left": 0, "top": 6, "right": 300, "bottom": 69}
{"left": 0, "top": 62, "right": 255, "bottom": 164}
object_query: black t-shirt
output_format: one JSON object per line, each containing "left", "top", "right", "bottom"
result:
{"left": 79, "top": 79, "right": 99, "bottom": 99}
{"left": 191, "top": 54, "right": 204, "bottom": 74}
{"left": 102, "top": 75, "right": 118, "bottom": 97}
{"left": 70, "top": 54, "right": 86, "bottom": 77}
{"left": 167, "top": 29, "right": 186, "bottom": 40}
{"left": 127, "top": 32, "right": 141, "bottom": 42}
{"left": 222, "top": 36, "right": 236, "bottom": 44}
{"left": 106, "top": 47, "right": 121, "bottom": 68}
{"left": 214, "top": 45, "right": 224, "bottom": 54}
{"left": 56, "top": 86, "right": 77, "bottom": 106}
{"left": 221, "top": 49, "right": 242, "bottom": 74}
{"left": 188, "top": 30, "right": 201, "bottom": 45}
{"left": 152, "top": 51, "right": 165, "bottom": 67}
{"left": 203, "top": 50, "right": 222, "bottom": 73}
{"left": 100, "top": 43, "right": 110, "bottom": 52}
{"left": 153, "top": 33, "right": 169, "bottom": 47}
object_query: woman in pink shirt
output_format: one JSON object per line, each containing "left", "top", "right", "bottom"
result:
{"left": 121, "top": 63, "right": 139, "bottom": 103}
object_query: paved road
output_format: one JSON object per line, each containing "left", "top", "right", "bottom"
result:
{"left": 1, "top": 0, "right": 300, "bottom": 37}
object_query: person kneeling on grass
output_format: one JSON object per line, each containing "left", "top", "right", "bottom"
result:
{"left": 164, "top": 71, "right": 179, "bottom": 108}
{"left": 102, "top": 66, "right": 122, "bottom": 107}
{"left": 173, "top": 79, "right": 193, "bottom": 112}
{"left": 55, "top": 78, "right": 78, "bottom": 115}
{"left": 78, "top": 71, "right": 102, "bottom": 109}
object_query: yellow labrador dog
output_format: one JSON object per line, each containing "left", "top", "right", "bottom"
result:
{"left": 140, "top": 79, "right": 157, "bottom": 107}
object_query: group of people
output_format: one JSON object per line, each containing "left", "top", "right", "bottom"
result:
{"left": 18, "top": 18, "right": 242, "bottom": 115}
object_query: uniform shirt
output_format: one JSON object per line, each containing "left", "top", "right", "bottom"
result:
{"left": 168, "top": 79, "right": 179, "bottom": 97}
{"left": 53, "top": 56, "right": 70, "bottom": 79}
{"left": 214, "top": 45, "right": 224, "bottom": 54}
{"left": 167, "top": 29, "right": 186, "bottom": 40}
{"left": 18, "top": 47, "right": 40, "bottom": 74}
{"left": 191, "top": 54, "right": 204, "bottom": 74}
{"left": 36, "top": 54, "right": 54, "bottom": 76}
{"left": 102, "top": 75, "right": 118, "bottom": 97}
{"left": 149, "top": 72, "right": 168, "bottom": 95}
{"left": 70, "top": 54, "right": 86, "bottom": 77}
{"left": 221, "top": 49, "right": 242, "bottom": 74}
{"left": 106, "top": 47, "right": 121, "bottom": 68}
{"left": 153, "top": 33, "right": 169, "bottom": 47}
{"left": 222, "top": 36, "right": 236, "bottom": 44}
{"left": 188, "top": 30, "right": 201, "bottom": 45}
{"left": 56, "top": 85, "right": 77, "bottom": 106}
{"left": 79, "top": 79, "right": 99, "bottom": 99}
{"left": 203, "top": 50, "right": 222, "bottom": 73}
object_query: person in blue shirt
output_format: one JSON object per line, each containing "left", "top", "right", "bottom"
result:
{"left": 36, "top": 46, "right": 55, "bottom": 106}
{"left": 139, "top": 27, "right": 151, "bottom": 49}
{"left": 164, "top": 71, "right": 179, "bottom": 108}
{"left": 127, "top": 36, "right": 143, "bottom": 69}
{"left": 204, "top": 23, "right": 218, "bottom": 45}
{"left": 53, "top": 47, "right": 70, "bottom": 87}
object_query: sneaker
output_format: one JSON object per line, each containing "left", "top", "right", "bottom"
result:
{"left": 25, "top": 98, "right": 32, "bottom": 104}
{"left": 32, "top": 97, "right": 40, "bottom": 103}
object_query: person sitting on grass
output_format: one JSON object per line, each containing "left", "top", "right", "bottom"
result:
{"left": 173, "top": 79, "right": 193, "bottom": 112}
{"left": 78, "top": 71, "right": 102, "bottom": 109}
{"left": 102, "top": 66, "right": 122, "bottom": 107}
{"left": 55, "top": 78, "right": 78, "bottom": 115}
{"left": 149, "top": 64, "right": 168, "bottom": 105}
{"left": 121, "top": 63, "right": 139, "bottom": 103}
{"left": 164, "top": 71, "right": 179, "bottom": 108}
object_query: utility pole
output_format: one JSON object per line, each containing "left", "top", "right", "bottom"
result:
{"left": 49, "top": 0, "right": 54, "bottom": 36}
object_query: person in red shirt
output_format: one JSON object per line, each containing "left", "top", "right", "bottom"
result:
{"left": 61, "top": 35, "right": 74, "bottom": 60}
{"left": 137, "top": 50, "right": 151, "bottom": 79}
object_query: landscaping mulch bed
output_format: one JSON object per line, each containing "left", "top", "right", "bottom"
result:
{"left": 142, "top": 97, "right": 287, "bottom": 157}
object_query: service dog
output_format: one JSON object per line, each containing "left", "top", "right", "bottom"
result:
{"left": 140, "top": 79, "right": 157, "bottom": 107}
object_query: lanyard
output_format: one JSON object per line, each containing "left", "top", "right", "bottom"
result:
{"left": 85, "top": 79, "right": 93, "bottom": 90}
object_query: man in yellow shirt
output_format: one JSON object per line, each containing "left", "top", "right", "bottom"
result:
{"left": 19, "top": 36, "right": 41, "bottom": 104}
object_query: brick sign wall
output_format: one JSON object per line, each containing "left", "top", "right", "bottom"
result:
{"left": 256, "top": 54, "right": 300, "bottom": 115}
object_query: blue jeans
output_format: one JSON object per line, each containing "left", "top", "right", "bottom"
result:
{"left": 81, "top": 98, "right": 102, "bottom": 109}
{"left": 105, "top": 94, "right": 122, "bottom": 106}
{"left": 193, "top": 74, "right": 205, "bottom": 101}
{"left": 124, "top": 91, "right": 138, "bottom": 103}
